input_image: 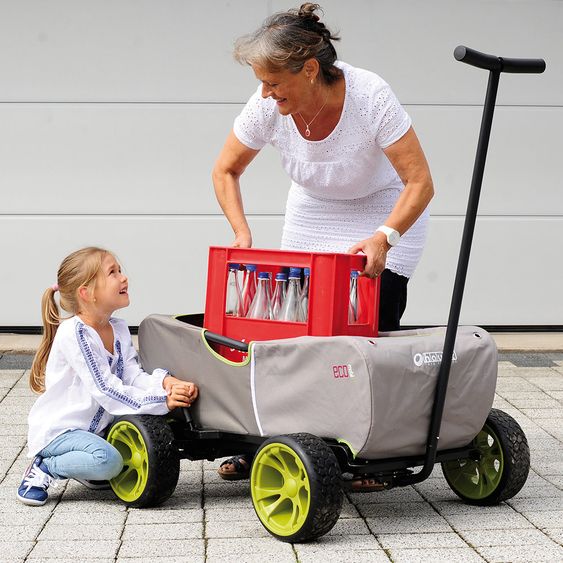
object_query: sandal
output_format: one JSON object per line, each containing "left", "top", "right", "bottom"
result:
{"left": 218, "top": 454, "right": 251, "bottom": 481}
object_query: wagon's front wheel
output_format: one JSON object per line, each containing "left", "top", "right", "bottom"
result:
{"left": 250, "top": 433, "right": 343, "bottom": 543}
{"left": 106, "top": 415, "right": 179, "bottom": 508}
{"left": 442, "top": 408, "right": 530, "bottom": 505}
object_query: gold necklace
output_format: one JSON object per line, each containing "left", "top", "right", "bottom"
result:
{"left": 298, "top": 94, "right": 329, "bottom": 137}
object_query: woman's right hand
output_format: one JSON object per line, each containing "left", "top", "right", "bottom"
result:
{"left": 233, "top": 230, "right": 252, "bottom": 248}
{"left": 165, "top": 381, "right": 199, "bottom": 410}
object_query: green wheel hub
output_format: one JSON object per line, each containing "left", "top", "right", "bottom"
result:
{"left": 251, "top": 443, "right": 311, "bottom": 537}
{"left": 443, "top": 423, "right": 504, "bottom": 500}
{"left": 107, "top": 420, "right": 149, "bottom": 503}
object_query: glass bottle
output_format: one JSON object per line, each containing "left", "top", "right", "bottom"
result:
{"left": 225, "top": 263, "right": 242, "bottom": 316}
{"left": 279, "top": 267, "right": 302, "bottom": 322}
{"left": 271, "top": 272, "right": 288, "bottom": 320}
{"left": 247, "top": 271, "right": 273, "bottom": 319}
{"left": 298, "top": 267, "right": 310, "bottom": 322}
{"left": 240, "top": 264, "right": 257, "bottom": 317}
{"left": 348, "top": 270, "right": 362, "bottom": 324}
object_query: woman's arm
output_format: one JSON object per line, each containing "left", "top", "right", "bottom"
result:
{"left": 212, "top": 130, "right": 260, "bottom": 248}
{"left": 349, "top": 127, "right": 434, "bottom": 278}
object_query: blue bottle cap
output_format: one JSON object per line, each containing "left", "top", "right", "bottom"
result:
{"left": 258, "top": 271, "right": 270, "bottom": 279}
{"left": 275, "top": 272, "right": 288, "bottom": 281}
{"left": 245, "top": 264, "right": 257, "bottom": 272}
{"left": 304, "top": 267, "right": 310, "bottom": 276}
{"left": 351, "top": 270, "right": 360, "bottom": 278}
{"left": 228, "top": 263, "right": 240, "bottom": 270}
{"left": 289, "top": 267, "right": 301, "bottom": 278}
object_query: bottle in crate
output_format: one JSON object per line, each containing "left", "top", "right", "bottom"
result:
{"left": 225, "top": 263, "right": 242, "bottom": 316}
{"left": 271, "top": 272, "right": 288, "bottom": 320}
{"left": 348, "top": 269, "right": 362, "bottom": 324}
{"left": 240, "top": 264, "right": 257, "bottom": 317}
{"left": 279, "top": 267, "right": 303, "bottom": 322}
{"left": 299, "top": 267, "right": 310, "bottom": 321}
{"left": 247, "top": 271, "right": 273, "bottom": 319}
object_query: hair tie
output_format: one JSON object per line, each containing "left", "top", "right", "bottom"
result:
{"left": 51, "top": 284, "right": 59, "bottom": 292}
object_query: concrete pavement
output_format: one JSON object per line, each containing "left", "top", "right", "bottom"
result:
{"left": 0, "top": 348, "right": 562, "bottom": 562}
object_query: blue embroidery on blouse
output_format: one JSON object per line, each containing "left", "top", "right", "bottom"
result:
{"left": 75, "top": 322, "right": 166, "bottom": 409}
{"left": 115, "top": 340, "right": 124, "bottom": 380}
{"left": 88, "top": 406, "right": 106, "bottom": 433}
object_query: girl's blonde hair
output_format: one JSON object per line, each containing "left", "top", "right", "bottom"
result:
{"left": 30, "top": 247, "right": 109, "bottom": 393}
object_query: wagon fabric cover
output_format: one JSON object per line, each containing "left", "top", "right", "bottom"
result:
{"left": 139, "top": 315, "right": 497, "bottom": 459}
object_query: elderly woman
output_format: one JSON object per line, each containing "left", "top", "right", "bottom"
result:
{"left": 212, "top": 3, "right": 434, "bottom": 483}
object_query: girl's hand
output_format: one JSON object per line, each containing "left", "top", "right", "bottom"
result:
{"left": 166, "top": 381, "right": 199, "bottom": 410}
{"left": 348, "top": 232, "right": 389, "bottom": 278}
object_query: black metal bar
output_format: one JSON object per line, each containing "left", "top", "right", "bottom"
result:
{"left": 203, "top": 330, "right": 249, "bottom": 352}
{"left": 396, "top": 69, "right": 501, "bottom": 487}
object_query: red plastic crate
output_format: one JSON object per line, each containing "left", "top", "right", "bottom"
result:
{"left": 203, "top": 247, "right": 380, "bottom": 345}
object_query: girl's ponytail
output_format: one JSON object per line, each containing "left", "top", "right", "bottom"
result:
{"left": 29, "top": 287, "right": 61, "bottom": 394}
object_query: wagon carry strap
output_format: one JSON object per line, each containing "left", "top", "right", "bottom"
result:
{"left": 396, "top": 46, "right": 546, "bottom": 487}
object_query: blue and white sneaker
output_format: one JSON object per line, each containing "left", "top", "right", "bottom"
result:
{"left": 17, "top": 456, "right": 55, "bottom": 506}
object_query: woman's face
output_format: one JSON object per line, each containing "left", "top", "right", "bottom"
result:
{"left": 252, "top": 64, "right": 312, "bottom": 116}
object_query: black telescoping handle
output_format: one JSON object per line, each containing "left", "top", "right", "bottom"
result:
{"left": 454, "top": 45, "right": 546, "bottom": 74}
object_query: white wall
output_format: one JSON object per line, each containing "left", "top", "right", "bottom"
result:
{"left": 1, "top": 0, "right": 561, "bottom": 327}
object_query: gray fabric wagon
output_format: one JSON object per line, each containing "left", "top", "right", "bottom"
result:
{"left": 138, "top": 314, "right": 497, "bottom": 460}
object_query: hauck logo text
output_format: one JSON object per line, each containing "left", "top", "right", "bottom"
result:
{"left": 413, "top": 350, "right": 457, "bottom": 367}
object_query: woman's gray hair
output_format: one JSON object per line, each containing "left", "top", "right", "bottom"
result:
{"left": 234, "top": 3, "right": 341, "bottom": 85}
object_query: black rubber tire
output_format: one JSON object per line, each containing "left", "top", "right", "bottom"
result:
{"left": 442, "top": 408, "right": 530, "bottom": 505}
{"left": 107, "top": 415, "right": 180, "bottom": 508}
{"left": 250, "top": 433, "right": 343, "bottom": 543}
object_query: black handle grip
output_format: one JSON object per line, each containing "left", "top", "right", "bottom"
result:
{"left": 454, "top": 45, "right": 546, "bottom": 74}
{"left": 204, "top": 330, "right": 249, "bottom": 352}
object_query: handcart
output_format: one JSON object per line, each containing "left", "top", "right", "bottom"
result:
{"left": 104, "top": 46, "right": 545, "bottom": 542}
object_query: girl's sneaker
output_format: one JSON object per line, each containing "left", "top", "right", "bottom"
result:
{"left": 17, "top": 456, "right": 55, "bottom": 506}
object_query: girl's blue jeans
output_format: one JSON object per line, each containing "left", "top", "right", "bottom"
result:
{"left": 38, "top": 429, "right": 123, "bottom": 481}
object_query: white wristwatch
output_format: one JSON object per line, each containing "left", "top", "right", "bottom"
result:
{"left": 376, "top": 225, "right": 401, "bottom": 247}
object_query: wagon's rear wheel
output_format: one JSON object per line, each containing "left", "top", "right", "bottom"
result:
{"left": 442, "top": 408, "right": 530, "bottom": 505}
{"left": 106, "top": 415, "right": 179, "bottom": 508}
{"left": 250, "top": 433, "right": 343, "bottom": 543}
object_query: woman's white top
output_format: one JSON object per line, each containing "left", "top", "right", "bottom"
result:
{"left": 233, "top": 61, "right": 429, "bottom": 278}
{"left": 27, "top": 316, "right": 169, "bottom": 457}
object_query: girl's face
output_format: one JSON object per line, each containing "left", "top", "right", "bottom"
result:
{"left": 94, "top": 254, "right": 129, "bottom": 313}
{"left": 253, "top": 64, "right": 312, "bottom": 116}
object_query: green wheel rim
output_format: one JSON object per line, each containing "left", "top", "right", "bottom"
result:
{"left": 107, "top": 421, "right": 149, "bottom": 502}
{"left": 443, "top": 423, "right": 504, "bottom": 500}
{"left": 251, "top": 443, "right": 311, "bottom": 537}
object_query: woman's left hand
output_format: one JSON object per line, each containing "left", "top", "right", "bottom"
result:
{"left": 348, "top": 232, "right": 389, "bottom": 278}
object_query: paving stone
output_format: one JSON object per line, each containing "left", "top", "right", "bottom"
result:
{"left": 434, "top": 501, "right": 522, "bottom": 516}
{"left": 389, "top": 547, "right": 485, "bottom": 562}
{"left": 458, "top": 527, "right": 557, "bottom": 547}
{"left": 123, "top": 522, "right": 202, "bottom": 540}
{"left": 292, "top": 534, "right": 390, "bottom": 562}
{"left": 38, "top": 523, "right": 123, "bottom": 540}
{"left": 28, "top": 560, "right": 115, "bottom": 563}
{"left": 367, "top": 515, "right": 453, "bottom": 535}
{"left": 475, "top": 543, "right": 563, "bottom": 562}
{"left": 295, "top": 550, "right": 390, "bottom": 563}
{"left": 204, "top": 506, "right": 256, "bottom": 521}
{"left": 520, "top": 510, "right": 563, "bottom": 529}
{"left": 442, "top": 511, "right": 534, "bottom": 530}
{"left": 357, "top": 501, "right": 438, "bottom": 519}
{"left": 118, "top": 539, "right": 205, "bottom": 558}
{"left": 0, "top": 355, "right": 34, "bottom": 370}
{"left": 48, "top": 511, "right": 127, "bottom": 526}
{"left": 347, "top": 486, "right": 425, "bottom": 504}
{"left": 377, "top": 532, "right": 467, "bottom": 549}
{"left": 117, "top": 558, "right": 204, "bottom": 563}
{"left": 0, "top": 541, "right": 34, "bottom": 560}
{"left": 205, "top": 518, "right": 269, "bottom": 538}
{"left": 126, "top": 508, "right": 203, "bottom": 524}
{"left": 0, "top": 522, "right": 44, "bottom": 540}
{"left": 327, "top": 517, "right": 371, "bottom": 536}
{"left": 29, "top": 540, "right": 120, "bottom": 559}
{"left": 206, "top": 537, "right": 296, "bottom": 561}
{"left": 508, "top": 496, "right": 563, "bottom": 512}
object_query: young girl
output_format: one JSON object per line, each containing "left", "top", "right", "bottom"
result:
{"left": 17, "top": 247, "right": 198, "bottom": 506}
